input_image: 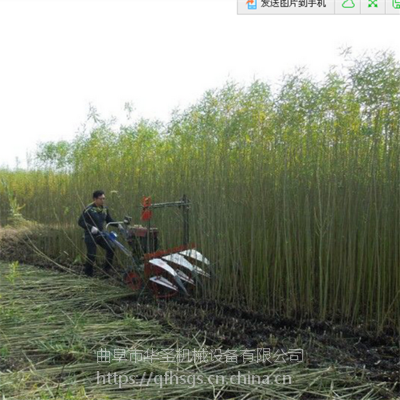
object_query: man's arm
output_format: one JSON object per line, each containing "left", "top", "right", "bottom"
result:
{"left": 105, "top": 208, "right": 115, "bottom": 224}
{"left": 78, "top": 209, "right": 95, "bottom": 232}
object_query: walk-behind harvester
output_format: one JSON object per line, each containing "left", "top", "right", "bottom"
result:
{"left": 103, "top": 195, "right": 211, "bottom": 298}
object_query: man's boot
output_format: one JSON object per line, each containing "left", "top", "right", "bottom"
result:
{"left": 101, "top": 263, "right": 112, "bottom": 279}
{"left": 84, "top": 263, "right": 94, "bottom": 277}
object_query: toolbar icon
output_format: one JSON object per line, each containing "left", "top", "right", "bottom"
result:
{"left": 246, "top": 0, "right": 257, "bottom": 9}
{"left": 368, "top": 0, "right": 377, "bottom": 7}
{"left": 342, "top": 0, "right": 355, "bottom": 7}
{"left": 393, "top": 0, "right": 400, "bottom": 7}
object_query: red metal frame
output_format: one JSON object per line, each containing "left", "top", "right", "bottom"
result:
{"left": 144, "top": 243, "right": 196, "bottom": 262}
{"left": 127, "top": 196, "right": 194, "bottom": 298}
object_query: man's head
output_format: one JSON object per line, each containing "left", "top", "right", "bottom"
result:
{"left": 93, "top": 190, "right": 106, "bottom": 207}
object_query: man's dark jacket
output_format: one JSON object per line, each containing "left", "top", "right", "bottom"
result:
{"left": 78, "top": 203, "right": 115, "bottom": 233}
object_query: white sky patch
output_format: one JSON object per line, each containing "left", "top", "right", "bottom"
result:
{"left": 0, "top": 0, "right": 399, "bottom": 168}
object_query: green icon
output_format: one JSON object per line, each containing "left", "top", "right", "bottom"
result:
{"left": 342, "top": 0, "right": 355, "bottom": 7}
{"left": 394, "top": 0, "right": 400, "bottom": 8}
{"left": 368, "top": 0, "right": 377, "bottom": 6}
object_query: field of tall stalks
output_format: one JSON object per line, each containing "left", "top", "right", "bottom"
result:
{"left": 1, "top": 51, "right": 399, "bottom": 333}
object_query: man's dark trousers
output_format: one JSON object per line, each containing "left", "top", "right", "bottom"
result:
{"left": 84, "top": 233, "right": 115, "bottom": 276}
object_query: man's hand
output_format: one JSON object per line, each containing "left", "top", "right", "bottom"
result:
{"left": 91, "top": 226, "right": 99, "bottom": 235}
{"left": 123, "top": 216, "right": 132, "bottom": 225}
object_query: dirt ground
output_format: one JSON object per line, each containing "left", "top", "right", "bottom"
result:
{"left": 0, "top": 226, "right": 399, "bottom": 392}
{"left": 109, "top": 295, "right": 399, "bottom": 387}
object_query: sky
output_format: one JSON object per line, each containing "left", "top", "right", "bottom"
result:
{"left": 0, "top": 0, "right": 399, "bottom": 168}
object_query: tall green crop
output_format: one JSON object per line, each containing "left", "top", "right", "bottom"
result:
{"left": 1, "top": 50, "right": 399, "bottom": 333}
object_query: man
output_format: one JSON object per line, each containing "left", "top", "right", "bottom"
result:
{"left": 78, "top": 190, "right": 121, "bottom": 277}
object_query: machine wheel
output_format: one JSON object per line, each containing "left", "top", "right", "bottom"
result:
{"left": 124, "top": 271, "right": 143, "bottom": 291}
